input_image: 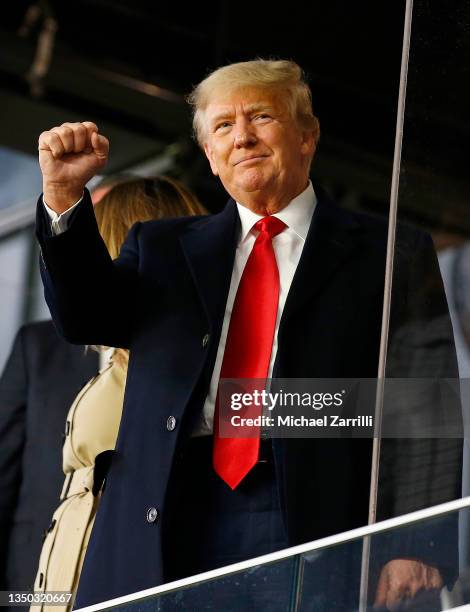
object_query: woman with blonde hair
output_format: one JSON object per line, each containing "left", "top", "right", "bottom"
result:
{"left": 32, "top": 176, "right": 206, "bottom": 611}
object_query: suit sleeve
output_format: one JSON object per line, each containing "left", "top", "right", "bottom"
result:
{"left": 36, "top": 188, "right": 140, "bottom": 348}
{"left": 0, "top": 328, "right": 28, "bottom": 588}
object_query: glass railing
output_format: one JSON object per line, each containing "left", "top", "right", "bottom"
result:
{"left": 75, "top": 497, "right": 470, "bottom": 612}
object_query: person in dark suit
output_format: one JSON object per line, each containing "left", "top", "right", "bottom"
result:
{"left": 0, "top": 320, "right": 98, "bottom": 595}
{"left": 35, "top": 59, "right": 461, "bottom": 610}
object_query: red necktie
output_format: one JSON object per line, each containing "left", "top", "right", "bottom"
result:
{"left": 213, "top": 215, "right": 286, "bottom": 489}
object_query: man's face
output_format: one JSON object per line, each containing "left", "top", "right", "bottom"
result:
{"left": 203, "top": 87, "right": 315, "bottom": 212}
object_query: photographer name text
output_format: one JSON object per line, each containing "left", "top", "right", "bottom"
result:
{"left": 230, "top": 415, "right": 373, "bottom": 428}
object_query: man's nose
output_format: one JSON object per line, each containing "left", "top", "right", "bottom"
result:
{"left": 233, "top": 121, "right": 257, "bottom": 148}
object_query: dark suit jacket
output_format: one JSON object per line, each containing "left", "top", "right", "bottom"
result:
{"left": 36, "top": 187, "right": 462, "bottom": 607}
{"left": 0, "top": 321, "right": 98, "bottom": 592}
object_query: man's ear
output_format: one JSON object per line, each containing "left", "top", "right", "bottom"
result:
{"left": 300, "top": 130, "right": 316, "bottom": 158}
{"left": 204, "top": 142, "right": 219, "bottom": 176}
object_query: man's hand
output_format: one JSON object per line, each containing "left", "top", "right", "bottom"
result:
{"left": 38, "top": 121, "right": 109, "bottom": 213}
{"left": 374, "top": 559, "right": 443, "bottom": 609}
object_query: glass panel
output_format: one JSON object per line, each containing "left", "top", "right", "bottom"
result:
{"left": 383, "top": 0, "right": 468, "bottom": 527}
{"left": 298, "top": 511, "right": 463, "bottom": 611}
{"left": 111, "top": 557, "right": 296, "bottom": 612}
{"left": 96, "top": 503, "right": 470, "bottom": 612}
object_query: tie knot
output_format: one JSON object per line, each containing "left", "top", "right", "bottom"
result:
{"left": 254, "top": 216, "right": 286, "bottom": 239}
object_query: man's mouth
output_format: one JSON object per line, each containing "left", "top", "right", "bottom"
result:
{"left": 234, "top": 155, "right": 268, "bottom": 166}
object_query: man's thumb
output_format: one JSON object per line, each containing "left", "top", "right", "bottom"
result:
{"left": 91, "top": 131, "right": 109, "bottom": 161}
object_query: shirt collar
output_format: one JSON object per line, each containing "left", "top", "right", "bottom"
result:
{"left": 236, "top": 181, "right": 317, "bottom": 244}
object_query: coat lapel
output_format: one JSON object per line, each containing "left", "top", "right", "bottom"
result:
{"left": 179, "top": 200, "right": 239, "bottom": 331}
{"left": 180, "top": 190, "right": 361, "bottom": 332}
{"left": 280, "top": 188, "right": 362, "bottom": 327}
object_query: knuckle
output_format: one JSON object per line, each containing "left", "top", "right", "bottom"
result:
{"left": 66, "top": 122, "right": 86, "bottom": 135}
{"left": 49, "top": 132, "right": 61, "bottom": 144}
{"left": 83, "top": 121, "right": 98, "bottom": 131}
{"left": 51, "top": 126, "right": 71, "bottom": 140}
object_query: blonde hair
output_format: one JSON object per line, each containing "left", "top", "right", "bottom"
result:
{"left": 93, "top": 176, "right": 206, "bottom": 259}
{"left": 187, "top": 59, "right": 320, "bottom": 147}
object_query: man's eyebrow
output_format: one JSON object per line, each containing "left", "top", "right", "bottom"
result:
{"left": 208, "top": 103, "right": 276, "bottom": 126}
{"left": 245, "top": 103, "right": 275, "bottom": 113}
{"left": 209, "top": 111, "right": 234, "bottom": 125}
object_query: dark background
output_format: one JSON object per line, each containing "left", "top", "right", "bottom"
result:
{"left": 2, "top": 1, "right": 469, "bottom": 232}
{"left": 1, "top": 0, "right": 406, "bottom": 214}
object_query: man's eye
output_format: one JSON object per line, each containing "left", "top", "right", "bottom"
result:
{"left": 215, "top": 122, "right": 231, "bottom": 131}
{"left": 253, "top": 114, "right": 271, "bottom": 122}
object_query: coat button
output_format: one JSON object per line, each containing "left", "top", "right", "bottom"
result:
{"left": 202, "top": 333, "right": 210, "bottom": 348}
{"left": 147, "top": 507, "right": 159, "bottom": 523}
{"left": 166, "top": 416, "right": 177, "bottom": 431}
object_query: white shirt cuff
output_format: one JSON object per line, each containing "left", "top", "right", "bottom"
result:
{"left": 43, "top": 195, "right": 84, "bottom": 235}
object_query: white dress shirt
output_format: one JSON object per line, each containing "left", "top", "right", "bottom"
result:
{"left": 43, "top": 196, "right": 83, "bottom": 233}
{"left": 43, "top": 182, "right": 317, "bottom": 435}
{"left": 198, "top": 182, "right": 316, "bottom": 435}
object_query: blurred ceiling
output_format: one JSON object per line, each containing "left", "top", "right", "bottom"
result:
{"left": 0, "top": 1, "right": 406, "bottom": 210}
{"left": 1, "top": 0, "right": 468, "bottom": 229}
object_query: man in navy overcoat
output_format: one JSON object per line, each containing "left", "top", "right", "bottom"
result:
{"left": 35, "top": 59, "right": 462, "bottom": 609}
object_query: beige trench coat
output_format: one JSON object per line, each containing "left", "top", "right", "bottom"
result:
{"left": 31, "top": 349, "right": 128, "bottom": 612}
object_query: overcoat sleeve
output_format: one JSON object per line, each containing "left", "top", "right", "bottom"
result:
{"left": 36, "top": 189, "right": 140, "bottom": 349}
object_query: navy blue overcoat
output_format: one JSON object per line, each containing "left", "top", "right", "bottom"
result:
{"left": 36, "top": 187, "right": 462, "bottom": 607}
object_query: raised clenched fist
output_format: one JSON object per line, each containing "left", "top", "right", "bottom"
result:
{"left": 38, "top": 121, "right": 109, "bottom": 213}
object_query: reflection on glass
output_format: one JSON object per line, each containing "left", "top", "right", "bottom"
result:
{"left": 111, "top": 557, "right": 296, "bottom": 612}
{"left": 439, "top": 245, "right": 470, "bottom": 378}
{"left": 298, "top": 514, "right": 459, "bottom": 611}
{"left": 390, "top": 0, "right": 470, "bottom": 580}
{"left": 98, "top": 503, "right": 470, "bottom": 612}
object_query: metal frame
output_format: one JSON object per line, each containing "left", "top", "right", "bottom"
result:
{"left": 359, "top": 0, "right": 415, "bottom": 608}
